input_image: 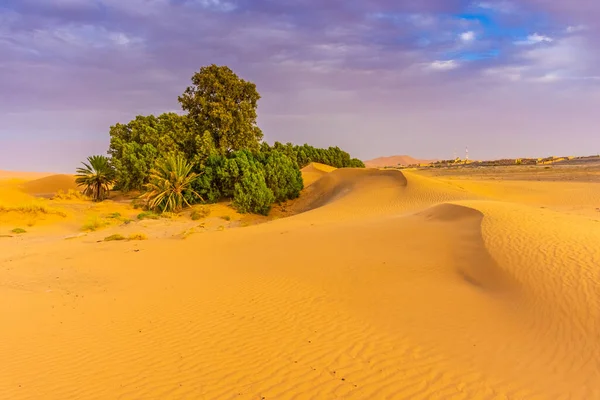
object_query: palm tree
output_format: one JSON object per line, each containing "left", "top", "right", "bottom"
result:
{"left": 142, "top": 154, "right": 201, "bottom": 213}
{"left": 75, "top": 155, "right": 115, "bottom": 201}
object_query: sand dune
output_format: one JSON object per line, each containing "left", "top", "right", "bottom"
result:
{"left": 300, "top": 162, "right": 337, "bottom": 187}
{"left": 20, "top": 174, "right": 78, "bottom": 196}
{"left": 365, "top": 155, "right": 437, "bottom": 168}
{"left": 1, "top": 167, "right": 600, "bottom": 399}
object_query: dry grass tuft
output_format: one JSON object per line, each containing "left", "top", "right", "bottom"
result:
{"left": 128, "top": 233, "right": 147, "bottom": 241}
{"left": 104, "top": 234, "right": 126, "bottom": 241}
{"left": 191, "top": 206, "right": 210, "bottom": 220}
{"left": 0, "top": 203, "right": 67, "bottom": 217}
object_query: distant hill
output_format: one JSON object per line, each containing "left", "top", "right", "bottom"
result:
{"left": 365, "top": 155, "right": 438, "bottom": 168}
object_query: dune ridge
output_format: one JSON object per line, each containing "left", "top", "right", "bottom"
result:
{"left": 1, "top": 166, "right": 599, "bottom": 399}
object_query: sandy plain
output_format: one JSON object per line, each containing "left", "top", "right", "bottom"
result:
{"left": 0, "top": 162, "right": 599, "bottom": 399}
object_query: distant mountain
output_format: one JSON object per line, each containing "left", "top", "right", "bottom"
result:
{"left": 364, "top": 155, "right": 438, "bottom": 168}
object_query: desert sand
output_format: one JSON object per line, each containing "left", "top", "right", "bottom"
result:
{"left": 1, "top": 164, "right": 600, "bottom": 399}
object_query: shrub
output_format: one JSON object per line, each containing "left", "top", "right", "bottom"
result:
{"left": 82, "top": 216, "right": 110, "bottom": 231}
{"left": 53, "top": 189, "right": 85, "bottom": 200}
{"left": 191, "top": 206, "right": 210, "bottom": 220}
{"left": 191, "top": 154, "right": 225, "bottom": 203}
{"left": 142, "top": 154, "right": 201, "bottom": 212}
{"left": 128, "top": 233, "right": 147, "bottom": 241}
{"left": 137, "top": 211, "right": 160, "bottom": 220}
{"left": 262, "top": 150, "right": 303, "bottom": 203}
{"left": 221, "top": 215, "right": 231, "bottom": 221}
{"left": 104, "top": 234, "right": 126, "bottom": 241}
{"left": 233, "top": 171, "right": 274, "bottom": 215}
{"left": 11, "top": 228, "right": 27, "bottom": 234}
{"left": 107, "top": 212, "right": 122, "bottom": 219}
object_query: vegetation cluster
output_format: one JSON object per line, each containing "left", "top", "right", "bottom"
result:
{"left": 76, "top": 65, "right": 364, "bottom": 215}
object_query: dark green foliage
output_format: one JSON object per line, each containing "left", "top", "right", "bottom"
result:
{"left": 179, "top": 64, "right": 263, "bottom": 155}
{"left": 191, "top": 153, "right": 226, "bottom": 203}
{"left": 268, "top": 142, "right": 365, "bottom": 169}
{"left": 232, "top": 169, "right": 274, "bottom": 215}
{"left": 221, "top": 150, "right": 274, "bottom": 215}
{"left": 75, "top": 155, "right": 115, "bottom": 201}
{"left": 11, "top": 228, "right": 27, "bottom": 234}
{"left": 262, "top": 150, "right": 303, "bottom": 202}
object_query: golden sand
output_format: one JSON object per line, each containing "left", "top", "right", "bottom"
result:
{"left": 1, "top": 165, "right": 599, "bottom": 399}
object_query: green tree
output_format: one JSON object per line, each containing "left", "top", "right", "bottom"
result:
{"left": 75, "top": 155, "right": 115, "bottom": 201}
{"left": 178, "top": 64, "right": 263, "bottom": 155}
{"left": 108, "top": 113, "right": 195, "bottom": 191}
{"left": 142, "top": 154, "right": 201, "bottom": 213}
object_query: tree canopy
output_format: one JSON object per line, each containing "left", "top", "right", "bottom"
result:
{"left": 179, "top": 64, "right": 263, "bottom": 155}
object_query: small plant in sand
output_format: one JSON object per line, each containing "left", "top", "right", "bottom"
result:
{"left": 11, "top": 228, "right": 27, "bottom": 234}
{"left": 104, "top": 234, "right": 126, "bottom": 241}
{"left": 53, "top": 189, "right": 86, "bottom": 200}
{"left": 221, "top": 215, "right": 231, "bottom": 221}
{"left": 75, "top": 155, "right": 115, "bottom": 201}
{"left": 82, "top": 215, "right": 110, "bottom": 231}
{"left": 137, "top": 211, "right": 160, "bottom": 220}
{"left": 141, "top": 154, "right": 201, "bottom": 213}
{"left": 128, "top": 233, "right": 147, "bottom": 241}
{"left": 0, "top": 203, "right": 67, "bottom": 217}
{"left": 191, "top": 206, "right": 210, "bottom": 221}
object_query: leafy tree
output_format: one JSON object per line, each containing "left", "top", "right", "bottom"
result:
{"left": 178, "top": 64, "right": 263, "bottom": 155}
{"left": 75, "top": 155, "right": 115, "bottom": 201}
{"left": 108, "top": 113, "right": 195, "bottom": 191}
{"left": 262, "top": 150, "right": 303, "bottom": 202}
{"left": 142, "top": 154, "right": 201, "bottom": 212}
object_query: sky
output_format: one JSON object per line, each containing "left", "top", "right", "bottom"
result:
{"left": 1, "top": 0, "right": 599, "bottom": 172}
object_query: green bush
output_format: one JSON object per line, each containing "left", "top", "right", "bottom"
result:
{"left": 262, "top": 150, "right": 303, "bottom": 202}
{"left": 11, "top": 228, "right": 27, "bottom": 234}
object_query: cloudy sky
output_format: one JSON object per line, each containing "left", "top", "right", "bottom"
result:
{"left": 1, "top": 0, "right": 599, "bottom": 171}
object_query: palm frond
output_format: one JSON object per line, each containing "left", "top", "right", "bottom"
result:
{"left": 141, "top": 154, "right": 201, "bottom": 213}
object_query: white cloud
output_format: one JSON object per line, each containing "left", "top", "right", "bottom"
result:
{"left": 515, "top": 33, "right": 553, "bottom": 45}
{"left": 460, "top": 31, "right": 476, "bottom": 42}
{"left": 427, "top": 60, "right": 459, "bottom": 71}
{"left": 566, "top": 25, "right": 587, "bottom": 33}
{"left": 534, "top": 73, "right": 561, "bottom": 83}
{"left": 476, "top": 1, "right": 516, "bottom": 13}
